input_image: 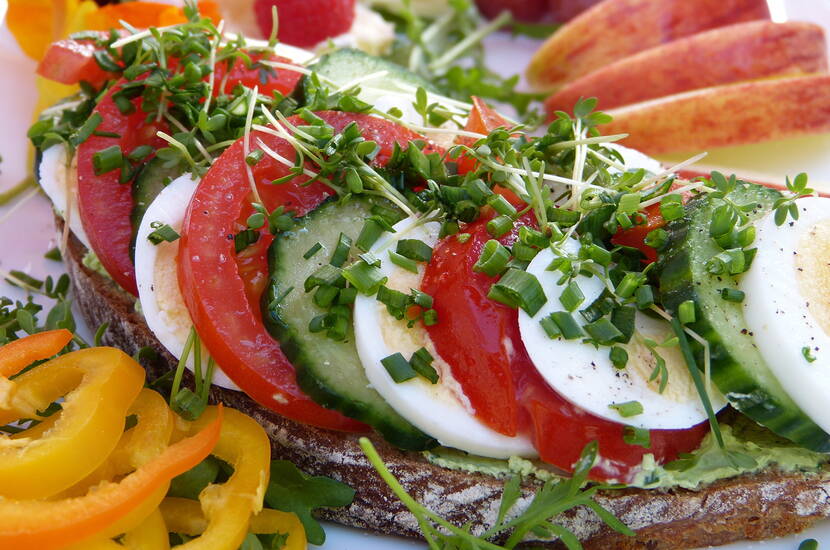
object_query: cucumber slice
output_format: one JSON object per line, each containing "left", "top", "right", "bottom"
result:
{"left": 263, "top": 197, "right": 437, "bottom": 451}
{"left": 659, "top": 181, "right": 830, "bottom": 451}
{"left": 130, "top": 158, "right": 183, "bottom": 259}
{"left": 300, "top": 48, "right": 440, "bottom": 104}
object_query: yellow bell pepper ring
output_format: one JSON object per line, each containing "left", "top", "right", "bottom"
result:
{"left": 164, "top": 406, "right": 272, "bottom": 550}
{"left": 160, "top": 498, "right": 307, "bottom": 550}
{"left": 0, "top": 404, "right": 223, "bottom": 550}
{"left": 0, "top": 347, "right": 145, "bottom": 499}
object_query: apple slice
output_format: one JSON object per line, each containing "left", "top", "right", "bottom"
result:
{"left": 599, "top": 74, "right": 830, "bottom": 156}
{"left": 548, "top": 0, "right": 603, "bottom": 22}
{"left": 526, "top": 0, "right": 770, "bottom": 91}
{"left": 545, "top": 21, "right": 828, "bottom": 114}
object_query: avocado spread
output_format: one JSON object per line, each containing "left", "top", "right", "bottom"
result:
{"left": 424, "top": 415, "right": 829, "bottom": 490}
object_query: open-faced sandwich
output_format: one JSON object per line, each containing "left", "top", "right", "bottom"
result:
{"left": 18, "top": 1, "right": 830, "bottom": 548}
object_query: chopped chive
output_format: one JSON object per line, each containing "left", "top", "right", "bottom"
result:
{"left": 678, "top": 300, "right": 696, "bottom": 324}
{"left": 644, "top": 228, "right": 668, "bottom": 250}
{"left": 356, "top": 218, "right": 386, "bottom": 252}
{"left": 511, "top": 243, "right": 538, "bottom": 262}
{"left": 330, "top": 233, "right": 353, "bottom": 268}
{"left": 617, "top": 193, "right": 640, "bottom": 214}
{"left": 127, "top": 144, "right": 154, "bottom": 162}
{"left": 487, "top": 194, "right": 518, "bottom": 218}
{"left": 623, "top": 426, "right": 651, "bottom": 448}
{"left": 359, "top": 252, "right": 381, "bottom": 267}
{"left": 803, "top": 346, "right": 818, "bottom": 363}
{"left": 456, "top": 233, "right": 471, "bottom": 244}
{"left": 719, "top": 288, "right": 745, "bottom": 303}
{"left": 488, "top": 268, "right": 547, "bottom": 316}
{"left": 540, "top": 314, "right": 562, "bottom": 339}
{"left": 615, "top": 212, "right": 633, "bottom": 230}
{"left": 337, "top": 287, "right": 357, "bottom": 305}
{"left": 519, "top": 226, "right": 548, "bottom": 249}
{"left": 609, "top": 346, "right": 628, "bottom": 369}
{"left": 473, "top": 240, "right": 510, "bottom": 277}
{"left": 396, "top": 239, "right": 433, "bottom": 263}
{"left": 92, "top": 145, "right": 123, "bottom": 175}
{"left": 465, "top": 178, "right": 492, "bottom": 204}
{"left": 549, "top": 311, "right": 584, "bottom": 340}
{"left": 559, "top": 280, "right": 585, "bottom": 312}
{"left": 313, "top": 285, "right": 339, "bottom": 308}
{"left": 410, "top": 347, "right": 439, "bottom": 384}
{"left": 547, "top": 207, "right": 580, "bottom": 226}
{"left": 614, "top": 272, "right": 643, "bottom": 299}
{"left": 381, "top": 353, "right": 417, "bottom": 383}
{"left": 584, "top": 317, "right": 624, "bottom": 345}
{"left": 422, "top": 308, "right": 438, "bottom": 326}
{"left": 659, "top": 194, "right": 684, "bottom": 221}
{"left": 308, "top": 314, "right": 332, "bottom": 333}
{"left": 377, "top": 286, "right": 410, "bottom": 320}
{"left": 440, "top": 220, "right": 460, "bottom": 238}
{"left": 303, "top": 242, "right": 323, "bottom": 259}
{"left": 304, "top": 264, "right": 343, "bottom": 292}
{"left": 147, "top": 222, "right": 180, "bottom": 245}
{"left": 327, "top": 314, "right": 349, "bottom": 341}
{"left": 389, "top": 251, "right": 419, "bottom": 274}
{"left": 487, "top": 215, "right": 514, "bottom": 238}
{"left": 798, "top": 539, "right": 818, "bottom": 550}
{"left": 610, "top": 306, "right": 636, "bottom": 344}
{"left": 69, "top": 112, "right": 102, "bottom": 147}
{"left": 342, "top": 261, "right": 387, "bottom": 295}
{"left": 635, "top": 285, "right": 655, "bottom": 310}
{"left": 410, "top": 289, "right": 433, "bottom": 309}
{"left": 234, "top": 229, "right": 259, "bottom": 253}
{"left": 586, "top": 244, "right": 612, "bottom": 267}
{"left": 580, "top": 291, "right": 615, "bottom": 323}
{"left": 608, "top": 400, "right": 643, "bottom": 418}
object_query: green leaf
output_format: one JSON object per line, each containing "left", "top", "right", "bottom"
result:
{"left": 496, "top": 475, "right": 522, "bottom": 526}
{"left": 264, "top": 460, "right": 356, "bottom": 545}
{"left": 543, "top": 522, "right": 583, "bottom": 550}
{"left": 168, "top": 456, "right": 221, "bottom": 499}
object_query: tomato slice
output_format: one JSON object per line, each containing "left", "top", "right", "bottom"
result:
{"left": 37, "top": 38, "right": 114, "bottom": 88}
{"left": 610, "top": 203, "right": 665, "bottom": 264}
{"left": 77, "top": 56, "right": 302, "bottom": 296}
{"left": 77, "top": 87, "right": 168, "bottom": 296}
{"left": 178, "top": 111, "right": 439, "bottom": 430}
{"left": 455, "top": 96, "right": 511, "bottom": 174}
{"left": 424, "top": 214, "right": 709, "bottom": 482}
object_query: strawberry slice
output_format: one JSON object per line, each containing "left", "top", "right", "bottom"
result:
{"left": 253, "top": 0, "right": 356, "bottom": 48}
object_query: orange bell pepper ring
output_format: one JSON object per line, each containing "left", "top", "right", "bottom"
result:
{"left": 0, "top": 347, "right": 144, "bottom": 499}
{"left": 0, "top": 329, "right": 73, "bottom": 377}
{"left": 0, "top": 403, "right": 222, "bottom": 550}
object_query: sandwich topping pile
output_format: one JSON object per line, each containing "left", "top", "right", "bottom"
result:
{"left": 14, "top": 1, "right": 830, "bottom": 547}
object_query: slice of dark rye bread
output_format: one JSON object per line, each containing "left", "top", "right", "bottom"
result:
{"left": 59, "top": 220, "right": 830, "bottom": 549}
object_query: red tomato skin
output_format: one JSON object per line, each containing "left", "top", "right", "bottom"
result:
{"left": 76, "top": 57, "right": 303, "bottom": 297}
{"left": 37, "top": 39, "right": 113, "bottom": 87}
{"left": 548, "top": 0, "right": 603, "bottom": 22}
{"left": 421, "top": 215, "right": 530, "bottom": 437}
{"left": 425, "top": 215, "right": 709, "bottom": 482}
{"left": 253, "top": 0, "right": 356, "bottom": 47}
{"left": 77, "top": 88, "right": 168, "bottom": 296}
{"left": 456, "top": 96, "right": 512, "bottom": 174}
{"left": 178, "top": 111, "right": 438, "bottom": 430}
{"left": 610, "top": 203, "right": 664, "bottom": 264}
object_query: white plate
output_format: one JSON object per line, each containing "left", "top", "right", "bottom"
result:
{"left": 2, "top": 2, "right": 830, "bottom": 548}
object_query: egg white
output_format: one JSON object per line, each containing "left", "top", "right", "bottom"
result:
{"left": 519, "top": 240, "right": 725, "bottom": 430}
{"left": 740, "top": 196, "right": 830, "bottom": 433}
{"left": 134, "top": 174, "right": 239, "bottom": 391}
{"left": 38, "top": 144, "right": 91, "bottom": 249}
{"left": 353, "top": 217, "right": 536, "bottom": 458}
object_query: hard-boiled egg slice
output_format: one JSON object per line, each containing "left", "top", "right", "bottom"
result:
{"left": 740, "top": 196, "right": 830, "bottom": 433}
{"left": 38, "top": 144, "right": 91, "bottom": 249}
{"left": 135, "top": 174, "right": 239, "bottom": 391}
{"left": 519, "top": 240, "right": 725, "bottom": 430}
{"left": 353, "top": 218, "right": 536, "bottom": 458}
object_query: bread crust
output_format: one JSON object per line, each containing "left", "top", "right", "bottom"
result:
{"left": 61, "top": 221, "right": 830, "bottom": 549}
